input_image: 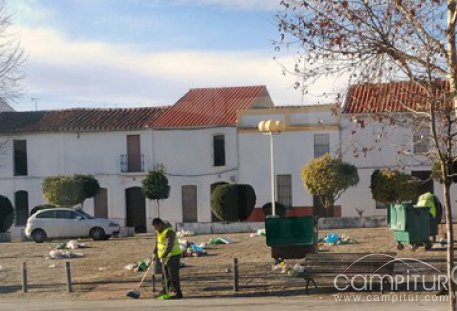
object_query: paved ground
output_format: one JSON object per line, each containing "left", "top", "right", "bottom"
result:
{"left": 0, "top": 296, "right": 448, "bottom": 311}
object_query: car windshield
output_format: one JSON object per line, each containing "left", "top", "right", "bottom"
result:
{"left": 77, "top": 210, "right": 95, "bottom": 219}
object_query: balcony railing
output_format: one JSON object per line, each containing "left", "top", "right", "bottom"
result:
{"left": 120, "top": 154, "right": 144, "bottom": 173}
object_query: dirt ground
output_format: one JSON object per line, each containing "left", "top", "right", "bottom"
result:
{"left": 0, "top": 226, "right": 453, "bottom": 300}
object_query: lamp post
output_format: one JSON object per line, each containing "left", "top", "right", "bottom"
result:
{"left": 258, "top": 120, "right": 285, "bottom": 216}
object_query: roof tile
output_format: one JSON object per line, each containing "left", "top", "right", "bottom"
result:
{"left": 152, "top": 85, "right": 272, "bottom": 128}
{"left": 0, "top": 107, "right": 166, "bottom": 133}
{"left": 344, "top": 81, "right": 450, "bottom": 113}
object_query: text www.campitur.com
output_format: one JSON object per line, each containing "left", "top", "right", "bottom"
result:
{"left": 333, "top": 293, "right": 449, "bottom": 303}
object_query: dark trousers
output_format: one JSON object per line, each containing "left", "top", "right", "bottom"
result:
{"left": 162, "top": 254, "right": 181, "bottom": 293}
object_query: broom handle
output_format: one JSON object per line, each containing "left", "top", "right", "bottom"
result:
{"left": 136, "top": 261, "right": 153, "bottom": 290}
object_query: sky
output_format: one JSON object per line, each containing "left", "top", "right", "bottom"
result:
{"left": 7, "top": 0, "right": 343, "bottom": 111}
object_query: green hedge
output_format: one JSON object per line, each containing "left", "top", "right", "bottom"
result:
{"left": 30, "top": 204, "right": 57, "bottom": 216}
{"left": 262, "top": 202, "right": 287, "bottom": 217}
{"left": 0, "top": 195, "right": 14, "bottom": 233}
{"left": 210, "top": 184, "right": 256, "bottom": 222}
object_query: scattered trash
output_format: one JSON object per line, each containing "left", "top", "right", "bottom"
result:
{"left": 272, "top": 261, "right": 306, "bottom": 277}
{"left": 319, "top": 233, "right": 356, "bottom": 245}
{"left": 49, "top": 249, "right": 84, "bottom": 259}
{"left": 67, "top": 240, "right": 88, "bottom": 249}
{"left": 176, "top": 229, "right": 195, "bottom": 238}
{"left": 293, "top": 263, "right": 305, "bottom": 273}
{"left": 0, "top": 265, "right": 4, "bottom": 272}
{"left": 124, "top": 263, "right": 137, "bottom": 271}
{"left": 178, "top": 239, "right": 208, "bottom": 257}
{"left": 251, "top": 229, "right": 266, "bottom": 237}
{"left": 48, "top": 264, "right": 56, "bottom": 268}
{"left": 208, "top": 238, "right": 225, "bottom": 245}
{"left": 98, "top": 267, "right": 107, "bottom": 271}
{"left": 55, "top": 240, "right": 88, "bottom": 250}
{"left": 208, "top": 237, "right": 234, "bottom": 245}
{"left": 124, "top": 258, "right": 153, "bottom": 273}
{"left": 325, "top": 233, "right": 340, "bottom": 244}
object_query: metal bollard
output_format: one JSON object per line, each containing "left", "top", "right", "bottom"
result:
{"left": 65, "top": 261, "right": 73, "bottom": 293}
{"left": 233, "top": 258, "right": 239, "bottom": 292}
{"left": 22, "top": 262, "right": 27, "bottom": 293}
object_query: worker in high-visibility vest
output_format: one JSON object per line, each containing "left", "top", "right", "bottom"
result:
{"left": 416, "top": 192, "right": 443, "bottom": 242}
{"left": 416, "top": 192, "right": 437, "bottom": 218}
{"left": 153, "top": 218, "right": 183, "bottom": 299}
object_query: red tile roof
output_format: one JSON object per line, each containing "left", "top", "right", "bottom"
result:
{"left": 0, "top": 107, "right": 166, "bottom": 133}
{"left": 344, "top": 81, "right": 450, "bottom": 113}
{"left": 152, "top": 86, "right": 273, "bottom": 128}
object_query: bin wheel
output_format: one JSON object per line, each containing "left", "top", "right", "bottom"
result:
{"left": 396, "top": 242, "right": 404, "bottom": 250}
{"left": 410, "top": 244, "right": 419, "bottom": 252}
{"left": 424, "top": 242, "right": 432, "bottom": 250}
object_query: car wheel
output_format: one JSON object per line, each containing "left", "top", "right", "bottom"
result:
{"left": 90, "top": 227, "right": 106, "bottom": 241}
{"left": 31, "top": 229, "right": 47, "bottom": 243}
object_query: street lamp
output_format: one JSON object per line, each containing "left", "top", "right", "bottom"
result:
{"left": 258, "top": 120, "right": 286, "bottom": 216}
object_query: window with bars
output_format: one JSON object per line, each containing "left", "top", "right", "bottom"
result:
{"left": 314, "top": 134, "right": 329, "bottom": 158}
{"left": 276, "top": 174, "right": 292, "bottom": 208}
{"left": 213, "top": 135, "right": 225, "bottom": 166}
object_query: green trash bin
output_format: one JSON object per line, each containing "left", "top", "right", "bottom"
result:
{"left": 388, "top": 203, "right": 432, "bottom": 249}
{"left": 265, "top": 216, "right": 317, "bottom": 259}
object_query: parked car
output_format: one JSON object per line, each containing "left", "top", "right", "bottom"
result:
{"left": 25, "top": 208, "right": 120, "bottom": 243}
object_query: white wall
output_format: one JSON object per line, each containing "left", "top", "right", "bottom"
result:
{"left": 238, "top": 129, "right": 340, "bottom": 209}
{"left": 339, "top": 115, "right": 457, "bottom": 217}
{"left": 152, "top": 127, "right": 238, "bottom": 224}
{"left": 0, "top": 130, "right": 152, "bottom": 231}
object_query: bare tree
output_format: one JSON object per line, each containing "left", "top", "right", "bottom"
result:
{"left": 277, "top": 1, "right": 457, "bottom": 308}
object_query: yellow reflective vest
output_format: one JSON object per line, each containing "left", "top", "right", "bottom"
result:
{"left": 416, "top": 192, "right": 436, "bottom": 218}
{"left": 157, "top": 226, "right": 181, "bottom": 259}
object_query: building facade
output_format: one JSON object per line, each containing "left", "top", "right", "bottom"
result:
{"left": 1, "top": 83, "right": 456, "bottom": 238}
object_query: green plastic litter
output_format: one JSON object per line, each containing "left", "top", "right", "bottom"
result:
{"left": 157, "top": 294, "right": 171, "bottom": 300}
{"left": 208, "top": 238, "right": 225, "bottom": 245}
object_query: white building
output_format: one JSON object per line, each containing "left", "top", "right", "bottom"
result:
{"left": 1, "top": 83, "right": 455, "bottom": 237}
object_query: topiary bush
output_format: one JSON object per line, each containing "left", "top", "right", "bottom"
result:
{"left": 0, "top": 195, "right": 14, "bottom": 233}
{"left": 211, "top": 184, "right": 256, "bottom": 222}
{"left": 30, "top": 204, "right": 57, "bottom": 216}
{"left": 262, "top": 202, "right": 287, "bottom": 217}
{"left": 370, "top": 169, "right": 419, "bottom": 204}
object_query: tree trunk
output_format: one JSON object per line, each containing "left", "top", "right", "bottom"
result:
{"left": 443, "top": 182, "right": 456, "bottom": 309}
{"left": 156, "top": 200, "right": 160, "bottom": 219}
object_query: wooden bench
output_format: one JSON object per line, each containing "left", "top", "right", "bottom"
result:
{"left": 299, "top": 252, "right": 397, "bottom": 293}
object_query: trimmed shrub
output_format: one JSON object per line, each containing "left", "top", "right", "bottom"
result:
{"left": 370, "top": 169, "right": 419, "bottom": 204}
{"left": 262, "top": 202, "right": 287, "bottom": 217}
{"left": 301, "top": 154, "right": 359, "bottom": 210}
{"left": 0, "top": 195, "right": 14, "bottom": 233}
{"left": 30, "top": 204, "right": 57, "bottom": 216}
{"left": 211, "top": 184, "right": 256, "bottom": 222}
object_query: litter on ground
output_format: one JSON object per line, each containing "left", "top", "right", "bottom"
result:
{"left": 49, "top": 249, "right": 84, "bottom": 259}
{"left": 207, "top": 237, "right": 234, "bottom": 245}
{"left": 272, "top": 261, "right": 306, "bottom": 277}
{"left": 176, "top": 229, "right": 195, "bottom": 238}
{"left": 319, "top": 233, "right": 356, "bottom": 245}
{"left": 56, "top": 240, "right": 88, "bottom": 250}
{"left": 250, "top": 229, "right": 266, "bottom": 237}
{"left": 179, "top": 239, "right": 208, "bottom": 257}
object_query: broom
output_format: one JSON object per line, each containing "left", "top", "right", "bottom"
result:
{"left": 126, "top": 262, "right": 154, "bottom": 299}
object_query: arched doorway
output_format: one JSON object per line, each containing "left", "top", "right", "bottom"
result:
{"left": 210, "top": 182, "right": 228, "bottom": 221}
{"left": 14, "top": 190, "right": 28, "bottom": 226}
{"left": 94, "top": 188, "right": 108, "bottom": 218}
{"left": 125, "top": 187, "right": 146, "bottom": 233}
